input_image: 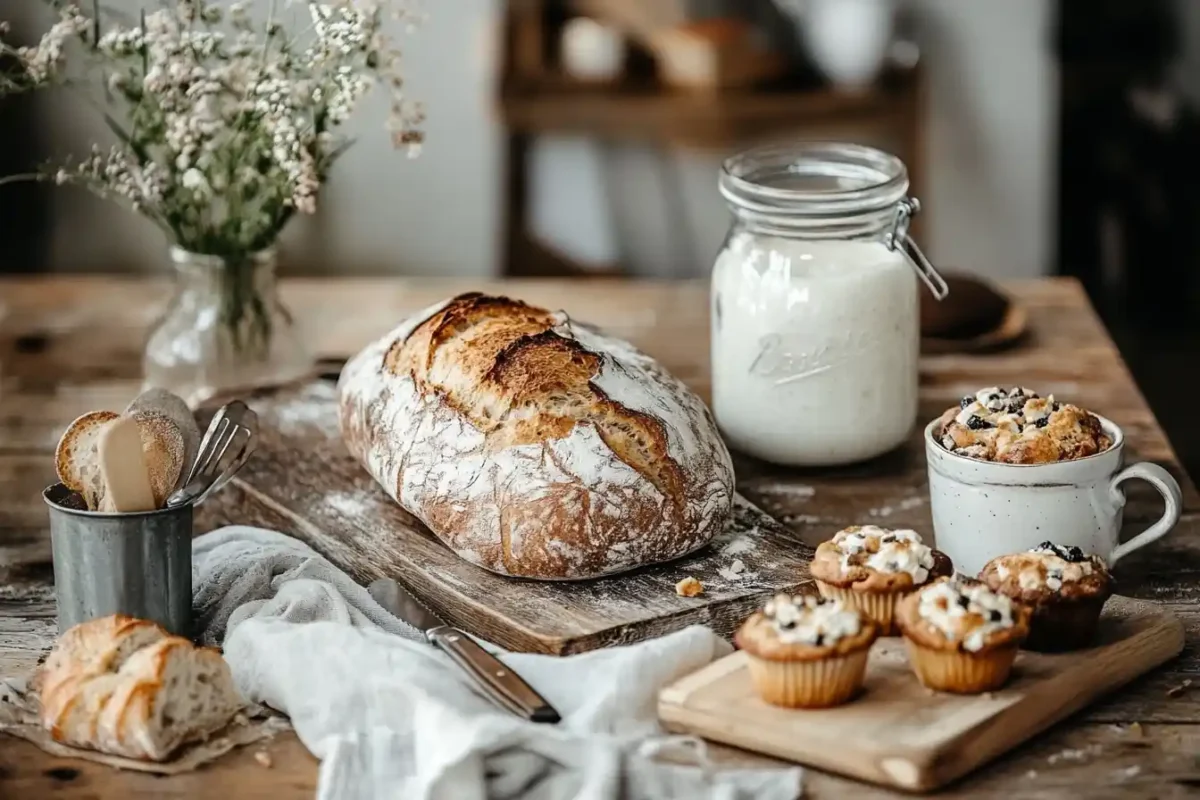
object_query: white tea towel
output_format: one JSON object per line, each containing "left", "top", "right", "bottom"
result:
{"left": 192, "top": 527, "right": 802, "bottom": 800}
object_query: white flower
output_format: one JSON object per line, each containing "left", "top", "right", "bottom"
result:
{"left": 6, "top": 0, "right": 424, "bottom": 253}
{"left": 181, "top": 168, "right": 210, "bottom": 197}
{"left": 17, "top": 6, "right": 89, "bottom": 85}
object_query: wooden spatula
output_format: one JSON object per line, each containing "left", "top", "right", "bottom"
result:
{"left": 98, "top": 416, "right": 158, "bottom": 513}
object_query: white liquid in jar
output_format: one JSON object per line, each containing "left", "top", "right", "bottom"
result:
{"left": 711, "top": 233, "right": 918, "bottom": 465}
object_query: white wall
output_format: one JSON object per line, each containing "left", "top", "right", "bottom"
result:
{"left": 16, "top": 0, "right": 1052, "bottom": 281}
{"left": 909, "top": 0, "right": 1055, "bottom": 280}
{"left": 530, "top": 0, "right": 1056, "bottom": 281}
{"left": 20, "top": 0, "right": 502, "bottom": 277}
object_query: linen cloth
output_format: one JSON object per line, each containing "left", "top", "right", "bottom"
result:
{"left": 192, "top": 526, "right": 803, "bottom": 800}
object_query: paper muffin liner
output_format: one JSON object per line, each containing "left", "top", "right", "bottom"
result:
{"left": 903, "top": 639, "right": 1019, "bottom": 693}
{"left": 816, "top": 581, "right": 908, "bottom": 635}
{"left": 745, "top": 647, "right": 870, "bottom": 709}
{"left": 1023, "top": 595, "right": 1108, "bottom": 652}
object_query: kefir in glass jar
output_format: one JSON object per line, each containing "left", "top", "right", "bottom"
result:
{"left": 712, "top": 142, "right": 947, "bottom": 466}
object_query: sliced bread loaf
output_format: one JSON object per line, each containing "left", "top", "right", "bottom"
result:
{"left": 126, "top": 389, "right": 201, "bottom": 492}
{"left": 39, "top": 615, "right": 243, "bottom": 761}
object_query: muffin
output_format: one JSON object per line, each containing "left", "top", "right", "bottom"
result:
{"left": 810, "top": 526, "right": 953, "bottom": 634}
{"left": 735, "top": 593, "right": 878, "bottom": 708}
{"left": 896, "top": 576, "right": 1030, "bottom": 693}
{"left": 979, "top": 542, "right": 1112, "bottom": 651}
{"left": 934, "top": 386, "right": 1113, "bottom": 464}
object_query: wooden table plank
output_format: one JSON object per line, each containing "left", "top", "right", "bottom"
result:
{"left": 1, "top": 276, "right": 1198, "bottom": 798}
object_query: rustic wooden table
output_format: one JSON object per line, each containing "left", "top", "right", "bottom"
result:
{"left": 1, "top": 276, "right": 1198, "bottom": 798}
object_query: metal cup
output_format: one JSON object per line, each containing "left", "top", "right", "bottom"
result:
{"left": 43, "top": 483, "right": 192, "bottom": 637}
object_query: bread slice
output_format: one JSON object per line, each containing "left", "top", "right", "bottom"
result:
{"left": 38, "top": 616, "right": 168, "bottom": 727}
{"left": 55, "top": 410, "right": 120, "bottom": 509}
{"left": 98, "top": 415, "right": 158, "bottom": 513}
{"left": 128, "top": 411, "right": 186, "bottom": 507}
{"left": 39, "top": 616, "right": 242, "bottom": 761}
{"left": 95, "top": 638, "right": 242, "bottom": 761}
{"left": 126, "top": 389, "right": 201, "bottom": 492}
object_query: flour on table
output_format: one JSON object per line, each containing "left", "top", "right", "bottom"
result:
{"left": 720, "top": 535, "right": 757, "bottom": 557}
{"left": 717, "top": 560, "right": 757, "bottom": 582}
{"left": 268, "top": 382, "right": 343, "bottom": 438}
{"left": 746, "top": 482, "right": 816, "bottom": 501}
{"left": 869, "top": 495, "right": 925, "bottom": 518}
{"left": 323, "top": 488, "right": 380, "bottom": 518}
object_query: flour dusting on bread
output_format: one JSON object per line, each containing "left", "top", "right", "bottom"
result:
{"left": 339, "top": 293, "right": 736, "bottom": 580}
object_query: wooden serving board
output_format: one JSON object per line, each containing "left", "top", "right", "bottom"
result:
{"left": 200, "top": 381, "right": 816, "bottom": 654}
{"left": 658, "top": 596, "right": 1184, "bottom": 792}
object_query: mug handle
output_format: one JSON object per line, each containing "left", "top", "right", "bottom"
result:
{"left": 1108, "top": 462, "right": 1183, "bottom": 565}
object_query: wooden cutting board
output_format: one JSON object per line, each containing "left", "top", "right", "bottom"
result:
{"left": 204, "top": 380, "right": 816, "bottom": 654}
{"left": 658, "top": 596, "right": 1184, "bottom": 792}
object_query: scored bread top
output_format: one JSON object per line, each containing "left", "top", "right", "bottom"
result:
{"left": 340, "top": 292, "right": 736, "bottom": 580}
{"left": 386, "top": 293, "right": 685, "bottom": 509}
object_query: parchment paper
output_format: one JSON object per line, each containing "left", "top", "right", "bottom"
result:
{"left": 0, "top": 674, "right": 291, "bottom": 774}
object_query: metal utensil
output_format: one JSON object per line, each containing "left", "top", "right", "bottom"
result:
{"left": 166, "top": 401, "right": 258, "bottom": 508}
{"left": 368, "top": 577, "right": 561, "bottom": 724}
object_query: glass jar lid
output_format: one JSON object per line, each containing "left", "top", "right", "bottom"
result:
{"left": 720, "top": 141, "right": 908, "bottom": 223}
{"left": 720, "top": 141, "right": 948, "bottom": 299}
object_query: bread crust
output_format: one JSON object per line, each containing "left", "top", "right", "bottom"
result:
{"left": 338, "top": 293, "right": 736, "bottom": 580}
{"left": 55, "top": 410, "right": 120, "bottom": 508}
{"left": 39, "top": 616, "right": 241, "bottom": 761}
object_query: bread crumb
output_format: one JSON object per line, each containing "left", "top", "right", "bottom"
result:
{"left": 1025, "top": 770, "right": 1038, "bottom": 779}
{"left": 1167, "top": 679, "right": 1192, "bottom": 698}
{"left": 982, "top": 692, "right": 994, "bottom": 700}
{"left": 1128, "top": 721, "right": 1144, "bottom": 738}
{"left": 255, "top": 750, "right": 273, "bottom": 768}
{"left": 676, "top": 577, "right": 703, "bottom": 598}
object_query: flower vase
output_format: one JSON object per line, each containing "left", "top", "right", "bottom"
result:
{"left": 143, "top": 247, "right": 313, "bottom": 407}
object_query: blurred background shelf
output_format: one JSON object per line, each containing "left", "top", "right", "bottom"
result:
{"left": 497, "top": 0, "right": 927, "bottom": 278}
{"left": 500, "top": 70, "right": 921, "bottom": 150}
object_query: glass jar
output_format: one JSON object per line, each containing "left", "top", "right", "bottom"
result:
{"left": 712, "top": 142, "right": 947, "bottom": 466}
{"left": 143, "top": 247, "right": 313, "bottom": 407}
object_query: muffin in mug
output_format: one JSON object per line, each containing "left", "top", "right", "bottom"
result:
{"left": 979, "top": 542, "right": 1112, "bottom": 651}
{"left": 896, "top": 576, "right": 1029, "bottom": 693}
{"left": 934, "top": 385, "right": 1112, "bottom": 464}
{"left": 735, "top": 594, "right": 878, "bottom": 708}
{"left": 810, "top": 526, "right": 953, "bottom": 634}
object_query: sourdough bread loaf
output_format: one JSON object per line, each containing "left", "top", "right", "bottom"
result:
{"left": 38, "top": 615, "right": 243, "bottom": 761}
{"left": 338, "top": 292, "right": 736, "bottom": 580}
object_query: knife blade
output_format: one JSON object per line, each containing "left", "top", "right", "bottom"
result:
{"left": 368, "top": 577, "right": 561, "bottom": 724}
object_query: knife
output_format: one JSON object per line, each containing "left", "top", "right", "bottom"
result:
{"left": 368, "top": 577, "right": 561, "bottom": 724}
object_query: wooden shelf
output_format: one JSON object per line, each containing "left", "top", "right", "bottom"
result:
{"left": 499, "top": 69, "right": 921, "bottom": 150}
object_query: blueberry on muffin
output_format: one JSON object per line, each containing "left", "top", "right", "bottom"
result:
{"left": 935, "top": 386, "right": 1112, "bottom": 464}
{"left": 810, "top": 525, "right": 953, "bottom": 634}
{"left": 896, "top": 576, "right": 1030, "bottom": 693}
{"left": 735, "top": 593, "right": 878, "bottom": 708}
{"left": 978, "top": 542, "right": 1112, "bottom": 651}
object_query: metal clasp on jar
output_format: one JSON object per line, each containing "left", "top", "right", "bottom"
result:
{"left": 885, "top": 198, "right": 949, "bottom": 300}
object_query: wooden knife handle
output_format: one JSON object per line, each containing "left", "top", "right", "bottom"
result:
{"left": 427, "top": 626, "right": 561, "bottom": 724}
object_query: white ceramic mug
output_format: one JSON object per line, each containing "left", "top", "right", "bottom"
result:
{"left": 924, "top": 416, "right": 1182, "bottom": 575}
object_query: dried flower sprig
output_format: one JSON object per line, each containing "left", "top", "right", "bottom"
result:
{"left": 0, "top": 1, "right": 424, "bottom": 352}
